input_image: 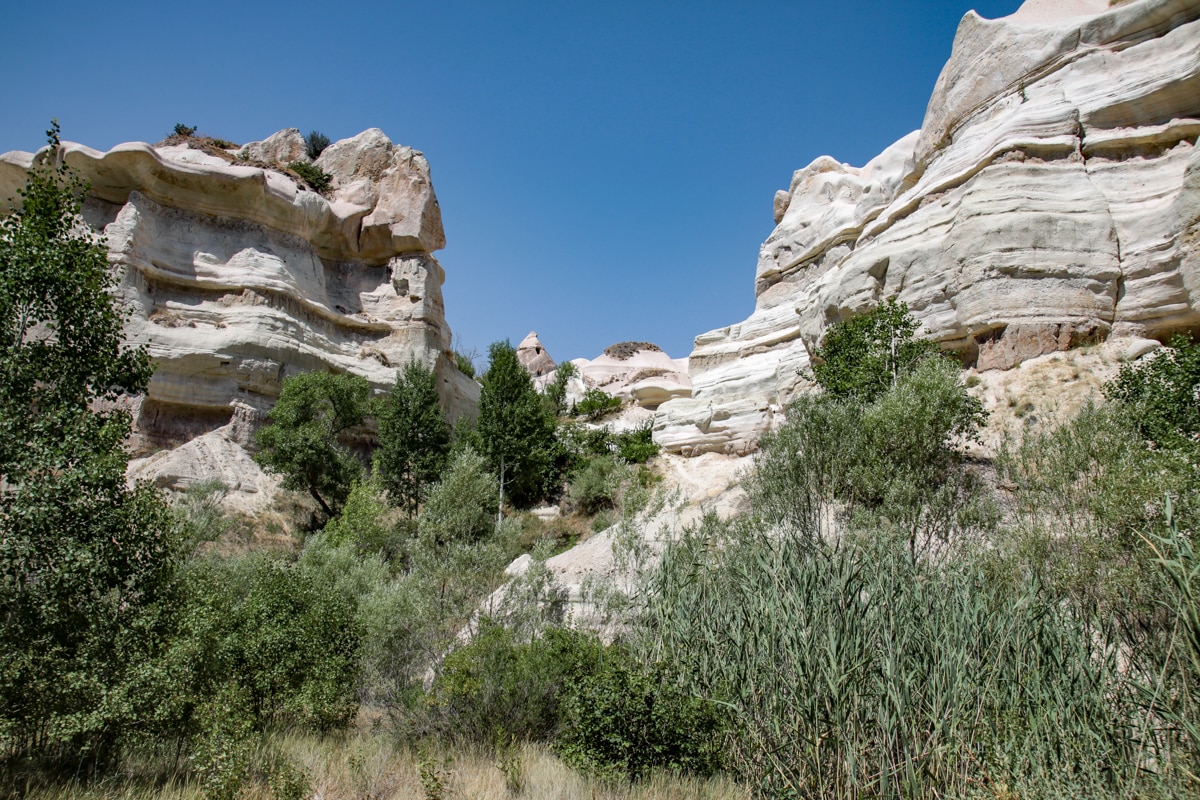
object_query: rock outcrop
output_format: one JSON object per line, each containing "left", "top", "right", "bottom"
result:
{"left": 517, "top": 331, "right": 557, "bottom": 381}
{"left": 567, "top": 343, "right": 691, "bottom": 411}
{"left": 657, "top": 0, "right": 1200, "bottom": 456}
{"left": 0, "top": 129, "right": 477, "bottom": 503}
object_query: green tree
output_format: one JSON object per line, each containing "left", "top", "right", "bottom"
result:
{"left": 375, "top": 358, "right": 451, "bottom": 516}
{"left": 544, "top": 360, "right": 577, "bottom": 416}
{"left": 477, "top": 340, "right": 559, "bottom": 514}
{"left": 0, "top": 122, "right": 178, "bottom": 767}
{"left": 254, "top": 370, "right": 371, "bottom": 517}
{"left": 810, "top": 298, "right": 940, "bottom": 402}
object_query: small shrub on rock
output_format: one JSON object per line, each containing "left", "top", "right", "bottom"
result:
{"left": 288, "top": 161, "right": 332, "bottom": 193}
{"left": 304, "top": 130, "right": 331, "bottom": 160}
{"left": 575, "top": 388, "right": 621, "bottom": 420}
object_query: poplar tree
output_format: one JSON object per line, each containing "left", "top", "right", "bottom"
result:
{"left": 375, "top": 358, "right": 451, "bottom": 515}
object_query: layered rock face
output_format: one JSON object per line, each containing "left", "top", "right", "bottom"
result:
{"left": 0, "top": 128, "right": 478, "bottom": 501}
{"left": 657, "top": 0, "right": 1200, "bottom": 456}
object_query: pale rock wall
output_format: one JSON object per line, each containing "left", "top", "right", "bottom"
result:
{"left": 0, "top": 129, "right": 477, "bottom": 503}
{"left": 656, "top": 0, "right": 1200, "bottom": 456}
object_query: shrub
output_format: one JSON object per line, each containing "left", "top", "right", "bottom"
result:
{"left": 320, "top": 478, "right": 401, "bottom": 557}
{"left": 174, "top": 123, "right": 197, "bottom": 137}
{"left": 567, "top": 454, "right": 628, "bottom": 516}
{"left": 453, "top": 350, "right": 476, "bottom": 378}
{"left": 1105, "top": 333, "right": 1200, "bottom": 454}
{"left": 575, "top": 387, "right": 621, "bottom": 420}
{"left": 614, "top": 422, "right": 660, "bottom": 464}
{"left": 749, "top": 356, "right": 987, "bottom": 552}
{"left": 304, "top": 130, "right": 331, "bottom": 160}
{"left": 556, "top": 645, "right": 726, "bottom": 781}
{"left": 168, "top": 552, "right": 363, "bottom": 733}
{"left": 430, "top": 623, "right": 605, "bottom": 744}
{"left": 288, "top": 161, "right": 332, "bottom": 193}
{"left": 419, "top": 448, "right": 499, "bottom": 545}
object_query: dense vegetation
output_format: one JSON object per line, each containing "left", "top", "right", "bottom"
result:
{"left": 3, "top": 132, "right": 1199, "bottom": 800}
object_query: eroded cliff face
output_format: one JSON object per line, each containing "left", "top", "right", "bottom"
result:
{"left": 0, "top": 128, "right": 478, "bottom": 504}
{"left": 656, "top": 0, "right": 1200, "bottom": 457}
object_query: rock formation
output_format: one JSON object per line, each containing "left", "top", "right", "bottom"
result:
{"left": 656, "top": 0, "right": 1200, "bottom": 457}
{"left": 516, "top": 331, "right": 557, "bottom": 380}
{"left": 563, "top": 342, "right": 691, "bottom": 411}
{"left": 0, "top": 128, "right": 478, "bottom": 505}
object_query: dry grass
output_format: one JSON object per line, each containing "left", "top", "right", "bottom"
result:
{"left": 17, "top": 729, "right": 747, "bottom": 800}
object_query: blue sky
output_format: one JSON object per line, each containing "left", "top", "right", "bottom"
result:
{"left": 0, "top": 0, "right": 1023, "bottom": 363}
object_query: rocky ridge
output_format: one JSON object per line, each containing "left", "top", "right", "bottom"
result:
{"left": 0, "top": 128, "right": 477, "bottom": 506}
{"left": 655, "top": 0, "right": 1200, "bottom": 457}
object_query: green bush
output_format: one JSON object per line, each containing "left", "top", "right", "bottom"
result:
{"left": 575, "top": 388, "right": 621, "bottom": 420}
{"left": 749, "top": 356, "right": 987, "bottom": 552}
{"left": 614, "top": 423, "right": 659, "bottom": 464}
{"left": 419, "top": 448, "right": 499, "bottom": 545}
{"left": 544, "top": 361, "right": 578, "bottom": 416}
{"left": 288, "top": 161, "right": 332, "bottom": 193}
{"left": 1105, "top": 334, "right": 1200, "bottom": 454}
{"left": 304, "top": 130, "right": 331, "bottom": 160}
{"left": 430, "top": 623, "right": 605, "bottom": 744}
{"left": 556, "top": 645, "right": 726, "bottom": 781}
{"left": 453, "top": 350, "right": 476, "bottom": 379}
{"left": 567, "top": 454, "right": 628, "bottom": 515}
{"left": 174, "top": 123, "right": 197, "bottom": 137}
{"left": 321, "top": 478, "right": 402, "bottom": 556}
{"left": 166, "top": 552, "right": 363, "bottom": 733}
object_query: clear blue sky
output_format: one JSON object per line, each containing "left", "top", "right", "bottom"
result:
{"left": 0, "top": 0, "right": 1023, "bottom": 363}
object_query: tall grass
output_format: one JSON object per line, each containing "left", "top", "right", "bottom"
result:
{"left": 645, "top": 517, "right": 1185, "bottom": 799}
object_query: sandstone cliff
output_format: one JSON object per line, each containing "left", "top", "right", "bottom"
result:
{"left": 656, "top": 0, "right": 1200, "bottom": 457}
{"left": 0, "top": 128, "right": 478, "bottom": 505}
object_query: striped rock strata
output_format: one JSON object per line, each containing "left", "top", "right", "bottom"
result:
{"left": 0, "top": 128, "right": 478, "bottom": 504}
{"left": 656, "top": 0, "right": 1200, "bottom": 457}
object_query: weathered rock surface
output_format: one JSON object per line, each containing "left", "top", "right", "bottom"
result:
{"left": 657, "top": 0, "right": 1200, "bottom": 456}
{"left": 0, "top": 129, "right": 477, "bottom": 502}
{"left": 567, "top": 343, "right": 691, "bottom": 410}
{"left": 517, "top": 331, "right": 557, "bottom": 380}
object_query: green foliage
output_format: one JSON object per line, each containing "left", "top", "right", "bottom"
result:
{"left": 750, "top": 356, "right": 987, "bottom": 551}
{"left": 0, "top": 122, "right": 178, "bottom": 768}
{"left": 418, "top": 448, "right": 498, "bottom": 546}
{"left": 648, "top": 521, "right": 1143, "bottom": 798}
{"left": 253, "top": 370, "right": 371, "bottom": 517}
{"left": 453, "top": 350, "right": 476, "bottom": 378}
{"left": 173, "top": 123, "right": 197, "bottom": 137}
{"left": 567, "top": 454, "right": 629, "bottom": 516}
{"left": 303, "top": 130, "right": 330, "bottom": 161}
{"left": 430, "top": 623, "right": 605, "bottom": 744}
{"left": 478, "top": 340, "right": 561, "bottom": 509}
{"left": 288, "top": 161, "right": 332, "bottom": 193}
{"left": 168, "top": 551, "right": 363, "bottom": 733}
{"left": 614, "top": 422, "right": 659, "bottom": 464}
{"left": 811, "top": 298, "right": 941, "bottom": 402}
{"left": 1106, "top": 334, "right": 1200, "bottom": 453}
{"left": 995, "top": 403, "right": 1196, "bottom": 621}
{"left": 556, "top": 646, "right": 726, "bottom": 782}
{"left": 544, "top": 360, "right": 577, "bottom": 416}
{"left": 575, "top": 387, "right": 621, "bottom": 420}
{"left": 375, "top": 359, "right": 451, "bottom": 515}
{"left": 321, "top": 477, "right": 401, "bottom": 556}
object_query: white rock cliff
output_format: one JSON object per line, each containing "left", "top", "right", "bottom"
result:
{"left": 656, "top": 0, "right": 1200, "bottom": 457}
{"left": 0, "top": 128, "right": 478, "bottom": 505}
